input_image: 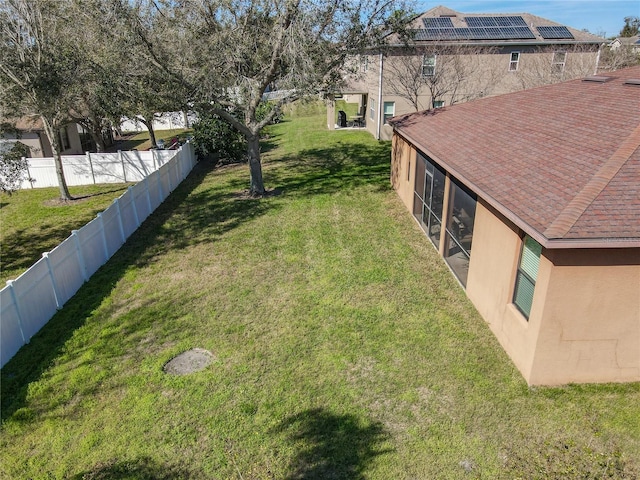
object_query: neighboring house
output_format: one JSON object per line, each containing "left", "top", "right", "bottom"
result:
{"left": 329, "top": 5, "right": 605, "bottom": 140}
{"left": 389, "top": 65, "right": 640, "bottom": 386}
{"left": 610, "top": 35, "right": 640, "bottom": 53}
{"left": 0, "top": 117, "right": 113, "bottom": 158}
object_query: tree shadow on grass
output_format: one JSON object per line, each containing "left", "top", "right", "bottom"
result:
{"left": 266, "top": 140, "right": 392, "bottom": 197}
{"left": 70, "top": 457, "right": 202, "bottom": 479}
{"left": 0, "top": 186, "right": 130, "bottom": 282}
{"left": 273, "top": 408, "right": 392, "bottom": 480}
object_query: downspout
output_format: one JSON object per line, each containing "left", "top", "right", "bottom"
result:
{"left": 376, "top": 52, "right": 384, "bottom": 140}
{"left": 594, "top": 45, "right": 602, "bottom": 74}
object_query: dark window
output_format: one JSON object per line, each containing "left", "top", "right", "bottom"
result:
{"left": 412, "top": 152, "right": 446, "bottom": 248}
{"left": 443, "top": 179, "right": 477, "bottom": 286}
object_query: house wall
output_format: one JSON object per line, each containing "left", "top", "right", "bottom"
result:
{"left": 356, "top": 45, "right": 599, "bottom": 140}
{"left": 391, "top": 133, "right": 640, "bottom": 385}
{"left": 529, "top": 248, "right": 640, "bottom": 385}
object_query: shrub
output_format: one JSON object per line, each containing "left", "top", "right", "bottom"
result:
{"left": 191, "top": 113, "right": 246, "bottom": 164}
{"left": 0, "top": 142, "right": 31, "bottom": 195}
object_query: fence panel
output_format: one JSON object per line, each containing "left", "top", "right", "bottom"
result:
{"left": 91, "top": 153, "right": 124, "bottom": 184}
{"left": 9, "top": 259, "right": 58, "bottom": 341}
{"left": 63, "top": 155, "right": 94, "bottom": 186}
{"left": 131, "top": 181, "right": 151, "bottom": 224}
{"left": 1, "top": 143, "right": 197, "bottom": 368}
{"left": 47, "top": 237, "right": 85, "bottom": 306}
{"left": 1, "top": 287, "right": 24, "bottom": 367}
{"left": 76, "top": 217, "right": 109, "bottom": 277}
{"left": 117, "top": 189, "right": 140, "bottom": 239}
{"left": 100, "top": 202, "right": 126, "bottom": 256}
{"left": 146, "top": 171, "right": 164, "bottom": 211}
{"left": 122, "top": 151, "right": 154, "bottom": 182}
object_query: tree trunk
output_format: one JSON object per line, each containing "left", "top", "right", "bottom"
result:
{"left": 247, "top": 134, "right": 265, "bottom": 196}
{"left": 41, "top": 116, "right": 72, "bottom": 201}
{"left": 139, "top": 116, "right": 158, "bottom": 149}
{"left": 90, "top": 126, "right": 105, "bottom": 153}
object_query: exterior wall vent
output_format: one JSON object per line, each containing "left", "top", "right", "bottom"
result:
{"left": 582, "top": 75, "right": 614, "bottom": 83}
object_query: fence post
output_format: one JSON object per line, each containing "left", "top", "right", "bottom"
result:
{"left": 72, "top": 230, "right": 89, "bottom": 282}
{"left": 25, "top": 158, "right": 34, "bottom": 189}
{"left": 42, "top": 252, "right": 62, "bottom": 309}
{"left": 157, "top": 169, "right": 164, "bottom": 201}
{"left": 96, "top": 213, "right": 110, "bottom": 262}
{"left": 152, "top": 148, "right": 158, "bottom": 171}
{"left": 87, "top": 151, "right": 96, "bottom": 185}
{"left": 128, "top": 186, "right": 140, "bottom": 227}
{"left": 144, "top": 176, "right": 152, "bottom": 213}
{"left": 113, "top": 198, "right": 127, "bottom": 243}
{"left": 5, "top": 280, "right": 26, "bottom": 343}
{"left": 119, "top": 150, "right": 127, "bottom": 183}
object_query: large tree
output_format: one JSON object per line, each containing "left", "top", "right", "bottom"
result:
{"left": 0, "top": 0, "right": 86, "bottom": 200}
{"left": 117, "top": 0, "right": 407, "bottom": 195}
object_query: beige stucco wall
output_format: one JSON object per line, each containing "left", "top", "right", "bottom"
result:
{"left": 345, "top": 46, "right": 600, "bottom": 140}
{"left": 392, "top": 138, "right": 639, "bottom": 385}
{"left": 528, "top": 248, "right": 640, "bottom": 385}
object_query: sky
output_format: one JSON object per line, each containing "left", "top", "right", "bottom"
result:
{"left": 414, "top": 0, "right": 640, "bottom": 38}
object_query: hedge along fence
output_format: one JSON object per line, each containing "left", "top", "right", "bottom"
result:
{"left": 0, "top": 142, "right": 197, "bottom": 368}
{"left": 20, "top": 149, "right": 177, "bottom": 189}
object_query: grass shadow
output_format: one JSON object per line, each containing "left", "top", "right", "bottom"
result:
{"left": 266, "top": 140, "right": 392, "bottom": 197}
{"left": 70, "top": 457, "right": 202, "bottom": 479}
{"left": 0, "top": 186, "right": 130, "bottom": 281}
{"left": 273, "top": 408, "right": 392, "bottom": 480}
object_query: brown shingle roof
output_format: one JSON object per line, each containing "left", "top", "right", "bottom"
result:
{"left": 391, "top": 65, "right": 640, "bottom": 248}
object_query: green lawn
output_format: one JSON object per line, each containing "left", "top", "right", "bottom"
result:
{"left": 0, "top": 184, "right": 133, "bottom": 284}
{"left": 1, "top": 108, "right": 639, "bottom": 479}
{"left": 113, "top": 129, "right": 192, "bottom": 152}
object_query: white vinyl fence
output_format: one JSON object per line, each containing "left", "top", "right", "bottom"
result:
{"left": 1, "top": 142, "right": 197, "bottom": 368}
{"left": 20, "top": 149, "right": 177, "bottom": 189}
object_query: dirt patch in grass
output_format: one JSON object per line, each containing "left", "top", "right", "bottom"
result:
{"left": 162, "top": 348, "right": 215, "bottom": 375}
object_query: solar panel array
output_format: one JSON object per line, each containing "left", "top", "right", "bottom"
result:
{"left": 416, "top": 15, "right": 536, "bottom": 40}
{"left": 536, "top": 26, "right": 574, "bottom": 39}
{"left": 464, "top": 16, "right": 528, "bottom": 27}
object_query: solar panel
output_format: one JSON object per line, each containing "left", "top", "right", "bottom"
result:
{"left": 513, "top": 26, "right": 536, "bottom": 39}
{"left": 423, "top": 17, "right": 454, "bottom": 29}
{"left": 537, "top": 26, "right": 574, "bottom": 39}
{"left": 413, "top": 24, "right": 536, "bottom": 41}
{"left": 466, "top": 16, "right": 528, "bottom": 28}
{"left": 505, "top": 16, "right": 528, "bottom": 26}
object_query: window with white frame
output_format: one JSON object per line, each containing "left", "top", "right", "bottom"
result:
{"left": 513, "top": 235, "right": 542, "bottom": 319}
{"left": 369, "top": 98, "right": 375, "bottom": 120}
{"left": 422, "top": 54, "right": 436, "bottom": 77}
{"left": 509, "top": 51, "right": 520, "bottom": 71}
{"left": 552, "top": 51, "right": 566, "bottom": 75}
{"left": 383, "top": 102, "right": 395, "bottom": 124}
{"left": 361, "top": 55, "right": 369, "bottom": 72}
{"left": 433, "top": 100, "right": 445, "bottom": 109}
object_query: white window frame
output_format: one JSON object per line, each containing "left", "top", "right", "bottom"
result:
{"left": 509, "top": 51, "right": 520, "bottom": 71}
{"left": 422, "top": 54, "right": 436, "bottom": 77}
{"left": 432, "top": 100, "right": 445, "bottom": 109}
{"left": 361, "top": 55, "right": 369, "bottom": 72}
{"left": 383, "top": 101, "right": 395, "bottom": 124}
{"left": 552, "top": 51, "right": 566, "bottom": 75}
